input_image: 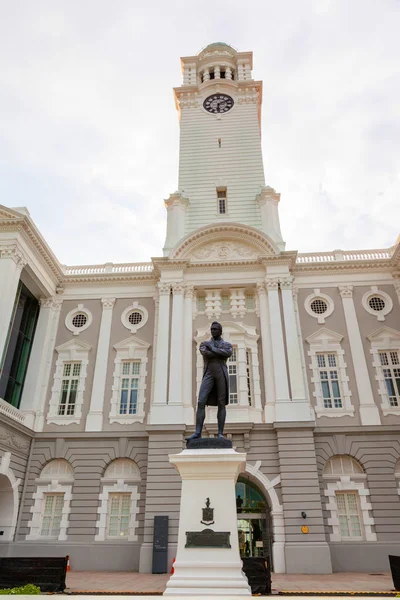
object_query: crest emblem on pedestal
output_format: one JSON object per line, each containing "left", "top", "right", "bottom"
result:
{"left": 201, "top": 497, "right": 215, "bottom": 526}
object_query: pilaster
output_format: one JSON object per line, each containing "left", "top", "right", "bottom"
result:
{"left": 148, "top": 282, "right": 172, "bottom": 423}
{"left": 163, "top": 192, "right": 189, "bottom": 257}
{"left": 168, "top": 282, "right": 184, "bottom": 406}
{"left": 20, "top": 297, "right": 63, "bottom": 431}
{"left": 85, "top": 297, "right": 116, "bottom": 431}
{"left": 0, "top": 244, "right": 26, "bottom": 364}
{"left": 257, "top": 283, "right": 276, "bottom": 422}
{"left": 266, "top": 277, "right": 290, "bottom": 411}
{"left": 182, "top": 285, "right": 195, "bottom": 422}
{"left": 338, "top": 285, "right": 381, "bottom": 425}
{"left": 256, "top": 186, "right": 286, "bottom": 251}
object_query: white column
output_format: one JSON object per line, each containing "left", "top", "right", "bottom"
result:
{"left": 266, "top": 278, "right": 290, "bottom": 405}
{"left": 271, "top": 508, "right": 286, "bottom": 573}
{"left": 237, "top": 342, "right": 248, "bottom": 406}
{"left": 150, "top": 282, "right": 171, "bottom": 411}
{"left": 182, "top": 285, "right": 195, "bottom": 422}
{"left": 20, "top": 297, "right": 63, "bottom": 431}
{"left": 394, "top": 280, "right": 400, "bottom": 306}
{"left": 257, "top": 283, "right": 276, "bottom": 422}
{"left": 338, "top": 285, "right": 381, "bottom": 425}
{"left": 168, "top": 283, "right": 184, "bottom": 405}
{"left": 85, "top": 297, "right": 115, "bottom": 431}
{"left": 0, "top": 245, "right": 26, "bottom": 364}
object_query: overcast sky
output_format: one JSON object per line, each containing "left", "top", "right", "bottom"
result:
{"left": 0, "top": 0, "right": 399, "bottom": 266}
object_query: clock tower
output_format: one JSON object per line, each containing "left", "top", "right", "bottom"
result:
{"left": 163, "top": 42, "right": 285, "bottom": 255}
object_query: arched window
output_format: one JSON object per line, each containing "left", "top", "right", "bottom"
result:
{"left": 95, "top": 459, "right": 141, "bottom": 542}
{"left": 322, "top": 455, "right": 376, "bottom": 542}
{"left": 27, "top": 459, "right": 74, "bottom": 541}
{"left": 235, "top": 478, "right": 268, "bottom": 514}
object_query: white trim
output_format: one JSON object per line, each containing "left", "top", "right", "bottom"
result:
{"left": 65, "top": 304, "right": 93, "bottom": 335}
{"left": 395, "top": 459, "right": 400, "bottom": 496}
{"left": 0, "top": 452, "right": 21, "bottom": 541}
{"left": 95, "top": 480, "right": 140, "bottom": 542}
{"left": 368, "top": 326, "right": 400, "bottom": 416}
{"left": 362, "top": 286, "right": 393, "bottom": 321}
{"left": 304, "top": 289, "right": 334, "bottom": 324}
{"left": 121, "top": 302, "right": 149, "bottom": 334}
{"left": 109, "top": 336, "right": 150, "bottom": 424}
{"left": 47, "top": 339, "right": 91, "bottom": 425}
{"left": 195, "top": 321, "right": 262, "bottom": 423}
{"left": 324, "top": 476, "right": 377, "bottom": 542}
{"left": 306, "top": 328, "right": 354, "bottom": 418}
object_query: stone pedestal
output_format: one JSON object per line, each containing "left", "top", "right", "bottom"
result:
{"left": 164, "top": 447, "right": 251, "bottom": 596}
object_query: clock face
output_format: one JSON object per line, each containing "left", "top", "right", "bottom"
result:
{"left": 203, "top": 94, "right": 234, "bottom": 114}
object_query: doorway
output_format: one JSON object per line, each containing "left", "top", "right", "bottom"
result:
{"left": 236, "top": 477, "right": 273, "bottom": 569}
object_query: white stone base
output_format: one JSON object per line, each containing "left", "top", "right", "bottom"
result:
{"left": 164, "top": 448, "right": 251, "bottom": 596}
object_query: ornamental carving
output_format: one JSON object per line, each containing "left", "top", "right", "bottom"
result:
{"left": 339, "top": 285, "right": 353, "bottom": 298}
{"left": 158, "top": 282, "right": 171, "bottom": 295}
{"left": 184, "top": 285, "right": 195, "bottom": 299}
{"left": 237, "top": 87, "right": 259, "bottom": 105}
{"left": 101, "top": 298, "right": 116, "bottom": 310}
{"left": 0, "top": 426, "right": 30, "bottom": 452}
{"left": 0, "top": 245, "right": 27, "bottom": 268}
{"left": 266, "top": 277, "right": 279, "bottom": 290}
{"left": 39, "top": 298, "right": 63, "bottom": 311}
{"left": 279, "top": 277, "right": 293, "bottom": 289}
{"left": 190, "top": 241, "right": 258, "bottom": 262}
{"left": 178, "top": 92, "right": 201, "bottom": 109}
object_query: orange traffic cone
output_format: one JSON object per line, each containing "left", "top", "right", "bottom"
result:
{"left": 170, "top": 558, "right": 176, "bottom": 574}
{"left": 66, "top": 556, "right": 71, "bottom": 572}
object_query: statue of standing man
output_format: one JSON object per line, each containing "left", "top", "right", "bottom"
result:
{"left": 186, "top": 322, "right": 232, "bottom": 441}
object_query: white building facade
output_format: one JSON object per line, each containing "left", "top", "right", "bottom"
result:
{"left": 0, "top": 42, "right": 400, "bottom": 574}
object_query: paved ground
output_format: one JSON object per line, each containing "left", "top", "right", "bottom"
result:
{"left": 65, "top": 571, "right": 395, "bottom": 594}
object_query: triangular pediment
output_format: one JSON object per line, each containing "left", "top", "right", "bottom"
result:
{"left": 0, "top": 205, "right": 27, "bottom": 220}
{"left": 114, "top": 335, "right": 150, "bottom": 351}
{"left": 367, "top": 326, "right": 400, "bottom": 345}
{"left": 306, "top": 327, "right": 344, "bottom": 346}
{"left": 55, "top": 338, "right": 92, "bottom": 353}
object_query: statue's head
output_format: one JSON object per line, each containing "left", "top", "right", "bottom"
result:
{"left": 210, "top": 321, "right": 222, "bottom": 339}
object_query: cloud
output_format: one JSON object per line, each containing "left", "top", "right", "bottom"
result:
{"left": 0, "top": 0, "right": 399, "bottom": 264}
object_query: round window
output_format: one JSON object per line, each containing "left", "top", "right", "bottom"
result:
{"left": 368, "top": 296, "right": 385, "bottom": 312}
{"left": 72, "top": 313, "right": 88, "bottom": 328}
{"left": 128, "top": 311, "right": 143, "bottom": 326}
{"left": 310, "top": 299, "right": 328, "bottom": 315}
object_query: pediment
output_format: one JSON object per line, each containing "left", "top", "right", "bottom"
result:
{"left": 367, "top": 326, "right": 400, "bottom": 346}
{"left": 0, "top": 205, "right": 26, "bottom": 220}
{"left": 170, "top": 224, "right": 280, "bottom": 261}
{"left": 55, "top": 338, "right": 92, "bottom": 353}
{"left": 306, "top": 327, "right": 344, "bottom": 346}
{"left": 114, "top": 335, "right": 150, "bottom": 351}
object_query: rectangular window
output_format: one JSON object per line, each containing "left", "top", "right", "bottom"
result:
{"left": 217, "top": 188, "right": 227, "bottom": 214}
{"left": 197, "top": 296, "right": 205, "bottom": 312}
{"left": 119, "top": 360, "right": 140, "bottom": 415}
{"left": 221, "top": 294, "right": 230, "bottom": 311}
{"left": 59, "top": 362, "right": 81, "bottom": 416}
{"left": 40, "top": 493, "right": 64, "bottom": 538}
{"left": 246, "top": 349, "right": 252, "bottom": 406}
{"left": 335, "top": 491, "right": 363, "bottom": 539}
{"left": 228, "top": 346, "right": 238, "bottom": 404}
{"left": 316, "top": 353, "right": 342, "bottom": 409}
{"left": 379, "top": 350, "right": 400, "bottom": 407}
{"left": 245, "top": 294, "right": 254, "bottom": 311}
{"left": 107, "top": 493, "right": 131, "bottom": 538}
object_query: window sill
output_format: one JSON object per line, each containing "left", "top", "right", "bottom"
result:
{"left": 382, "top": 407, "right": 400, "bottom": 416}
{"left": 46, "top": 415, "right": 81, "bottom": 425}
{"left": 315, "top": 407, "right": 355, "bottom": 418}
{"left": 109, "top": 415, "right": 144, "bottom": 424}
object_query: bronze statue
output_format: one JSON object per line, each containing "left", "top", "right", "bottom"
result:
{"left": 186, "top": 321, "right": 232, "bottom": 441}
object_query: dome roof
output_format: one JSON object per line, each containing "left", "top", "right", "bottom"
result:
{"left": 199, "top": 42, "right": 237, "bottom": 55}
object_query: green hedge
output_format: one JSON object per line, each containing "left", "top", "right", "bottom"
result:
{"left": 0, "top": 584, "right": 41, "bottom": 595}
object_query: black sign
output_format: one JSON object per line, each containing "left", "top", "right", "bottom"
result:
{"left": 185, "top": 528, "right": 231, "bottom": 548}
{"left": 152, "top": 516, "right": 169, "bottom": 574}
{"left": 0, "top": 556, "right": 68, "bottom": 592}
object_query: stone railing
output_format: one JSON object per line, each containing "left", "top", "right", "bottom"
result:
{"left": 0, "top": 397, "right": 26, "bottom": 424}
{"left": 64, "top": 262, "right": 154, "bottom": 276}
{"left": 296, "top": 249, "right": 391, "bottom": 264}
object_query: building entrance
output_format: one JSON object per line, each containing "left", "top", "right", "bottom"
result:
{"left": 235, "top": 477, "right": 273, "bottom": 569}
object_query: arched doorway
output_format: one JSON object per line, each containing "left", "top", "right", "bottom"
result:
{"left": 236, "top": 477, "right": 273, "bottom": 570}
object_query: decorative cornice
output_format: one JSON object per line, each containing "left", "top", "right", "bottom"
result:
{"left": 171, "top": 282, "right": 184, "bottom": 294}
{"left": 165, "top": 192, "right": 189, "bottom": 210}
{"left": 101, "top": 297, "right": 116, "bottom": 310}
{"left": 279, "top": 276, "right": 293, "bottom": 290}
{"left": 256, "top": 282, "right": 267, "bottom": 295}
{"left": 184, "top": 284, "right": 195, "bottom": 298}
{"left": 256, "top": 186, "right": 281, "bottom": 206}
{"left": 339, "top": 284, "right": 353, "bottom": 298}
